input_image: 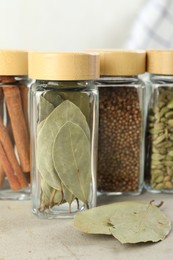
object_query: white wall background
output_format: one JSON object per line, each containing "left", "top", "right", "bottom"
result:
{"left": 0, "top": 0, "right": 146, "bottom": 51}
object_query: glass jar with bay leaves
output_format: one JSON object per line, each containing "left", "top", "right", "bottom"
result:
{"left": 145, "top": 50, "right": 173, "bottom": 193}
{"left": 29, "top": 52, "right": 99, "bottom": 218}
{"left": 0, "top": 50, "right": 31, "bottom": 200}
{"left": 95, "top": 50, "right": 146, "bottom": 196}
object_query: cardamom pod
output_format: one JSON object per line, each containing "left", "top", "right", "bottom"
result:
{"left": 168, "top": 150, "right": 173, "bottom": 157}
{"left": 155, "top": 175, "right": 164, "bottom": 183}
{"left": 168, "top": 119, "right": 173, "bottom": 126}
{"left": 167, "top": 101, "right": 173, "bottom": 109}
{"left": 164, "top": 161, "right": 173, "bottom": 167}
{"left": 165, "top": 111, "right": 173, "bottom": 119}
{"left": 151, "top": 154, "right": 165, "bottom": 161}
{"left": 153, "top": 134, "right": 166, "bottom": 145}
{"left": 164, "top": 181, "right": 173, "bottom": 189}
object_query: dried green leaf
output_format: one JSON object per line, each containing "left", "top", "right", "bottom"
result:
{"left": 39, "top": 96, "right": 55, "bottom": 122}
{"left": 73, "top": 203, "right": 116, "bottom": 235}
{"left": 44, "top": 91, "right": 90, "bottom": 123}
{"left": 62, "top": 183, "right": 75, "bottom": 205}
{"left": 37, "top": 120, "right": 46, "bottom": 134}
{"left": 53, "top": 121, "right": 91, "bottom": 205}
{"left": 109, "top": 201, "right": 171, "bottom": 244}
{"left": 37, "top": 100, "right": 90, "bottom": 190}
{"left": 73, "top": 201, "right": 171, "bottom": 243}
{"left": 43, "top": 91, "right": 63, "bottom": 107}
{"left": 40, "top": 177, "right": 63, "bottom": 208}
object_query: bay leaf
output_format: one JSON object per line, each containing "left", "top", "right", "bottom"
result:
{"left": 44, "top": 91, "right": 90, "bottom": 123}
{"left": 40, "top": 177, "right": 63, "bottom": 208}
{"left": 62, "top": 183, "right": 75, "bottom": 205}
{"left": 109, "top": 201, "right": 171, "bottom": 244}
{"left": 58, "top": 92, "right": 90, "bottom": 124}
{"left": 73, "top": 201, "right": 171, "bottom": 242}
{"left": 73, "top": 203, "right": 117, "bottom": 235}
{"left": 39, "top": 95, "right": 55, "bottom": 122}
{"left": 43, "top": 91, "right": 63, "bottom": 107}
{"left": 37, "top": 100, "right": 90, "bottom": 190}
{"left": 37, "top": 120, "right": 46, "bottom": 134}
{"left": 53, "top": 121, "right": 91, "bottom": 205}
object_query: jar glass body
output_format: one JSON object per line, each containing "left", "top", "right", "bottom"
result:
{"left": 30, "top": 80, "right": 98, "bottom": 218}
{"left": 145, "top": 74, "right": 173, "bottom": 193}
{"left": 0, "top": 76, "right": 30, "bottom": 200}
{"left": 97, "top": 76, "right": 145, "bottom": 196}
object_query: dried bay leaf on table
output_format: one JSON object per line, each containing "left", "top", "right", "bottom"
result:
{"left": 53, "top": 121, "right": 91, "bottom": 205}
{"left": 73, "top": 201, "right": 171, "bottom": 243}
{"left": 73, "top": 203, "right": 117, "bottom": 235}
{"left": 37, "top": 100, "right": 90, "bottom": 190}
{"left": 109, "top": 201, "right": 171, "bottom": 244}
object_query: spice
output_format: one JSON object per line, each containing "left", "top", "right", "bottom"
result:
{"left": 37, "top": 94, "right": 91, "bottom": 211}
{"left": 3, "top": 86, "right": 30, "bottom": 173}
{"left": 96, "top": 50, "right": 146, "bottom": 195}
{"left": 145, "top": 50, "right": 173, "bottom": 193}
{"left": 0, "top": 50, "right": 30, "bottom": 198}
{"left": 29, "top": 52, "right": 99, "bottom": 217}
{"left": 146, "top": 87, "right": 173, "bottom": 190}
{"left": 98, "top": 87, "right": 141, "bottom": 192}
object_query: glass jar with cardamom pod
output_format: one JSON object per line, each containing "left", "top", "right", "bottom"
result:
{"left": 0, "top": 50, "right": 30, "bottom": 200}
{"left": 145, "top": 50, "right": 173, "bottom": 193}
{"left": 96, "top": 50, "right": 146, "bottom": 196}
{"left": 29, "top": 52, "right": 99, "bottom": 218}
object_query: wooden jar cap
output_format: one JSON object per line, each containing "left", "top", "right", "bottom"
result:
{"left": 0, "top": 50, "right": 28, "bottom": 76}
{"left": 147, "top": 50, "right": 173, "bottom": 75}
{"left": 93, "top": 50, "right": 146, "bottom": 76}
{"left": 28, "top": 52, "right": 100, "bottom": 80}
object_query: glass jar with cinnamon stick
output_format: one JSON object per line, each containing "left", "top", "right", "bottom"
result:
{"left": 29, "top": 52, "right": 99, "bottom": 218}
{"left": 0, "top": 50, "right": 30, "bottom": 199}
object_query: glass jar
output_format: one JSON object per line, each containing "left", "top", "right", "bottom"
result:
{"left": 96, "top": 50, "right": 146, "bottom": 196}
{"left": 29, "top": 52, "right": 99, "bottom": 218}
{"left": 0, "top": 50, "right": 30, "bottom": 200}
{"left": 145, "top": 50, "right": 173, "bottom": 193}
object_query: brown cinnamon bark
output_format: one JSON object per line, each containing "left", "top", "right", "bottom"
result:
{"left": 20, "top": 86, "right": 30, "bottom": 135}
{"left": 0, "top": 164, "right": 5, "bottom": 188}
{"left": 3, "top": 86, "right": 30, "bottom": 173}
{"left": 0, "top": 142, "right": 21, "bottom": 190}
{"left": 0, "top": 117, "right": 28, "bottom": 188}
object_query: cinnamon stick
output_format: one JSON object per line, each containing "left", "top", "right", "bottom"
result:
{"left": 0, "top": 163, "right": 5, "bottom": 188}
{"left": 0, "top": 142, "right": 20, "bottom": 190}
{"left": 0, "top": 117, "right": 28, "bottom": 188}
{"left": 20, "top": 86, "right": 30, "bottom": 135}
{"left": 0, "top": 88, "right": 5, "bottom": 187}
{"left": 3, "top": 86, "right": 30, "bottom": 172}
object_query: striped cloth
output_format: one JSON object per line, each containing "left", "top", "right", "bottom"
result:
{"left": 125, "top": 0, "right": 173, "bottom": 49}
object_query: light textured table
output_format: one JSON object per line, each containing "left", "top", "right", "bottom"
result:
{"left": 0, "top": 192, "right": 173, "bottom": 260}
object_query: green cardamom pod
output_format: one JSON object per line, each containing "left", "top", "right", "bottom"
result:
{"left": 151, "top": 154, "right": 165, "bottom": 161}
{"left": 168, "top": 150, "right": 173, "bottom": 156}
{"left": 153, "top": 134, "right": 166, "bottom": 145}
{"left": 167, "top": 101, "right": 173, "bottom": 109}
{"left": 164, "top": 161, "right": 173, "bottom": 167}
{"left": 165, "top": 111, "right": 173, "bottom": 119}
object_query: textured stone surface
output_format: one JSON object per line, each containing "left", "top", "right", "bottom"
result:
{"left": 0, "top": 192, "right": 173, "bottom": 260}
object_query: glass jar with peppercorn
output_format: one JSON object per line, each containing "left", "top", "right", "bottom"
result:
{"left": 0, "top": 50, "right": 30, "bottom": 199}
{"left": 96, "top": 50, "right": 146, "bottom": 196}
{"left": 145, "top": 50, "right": 173, "bottom": 193}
